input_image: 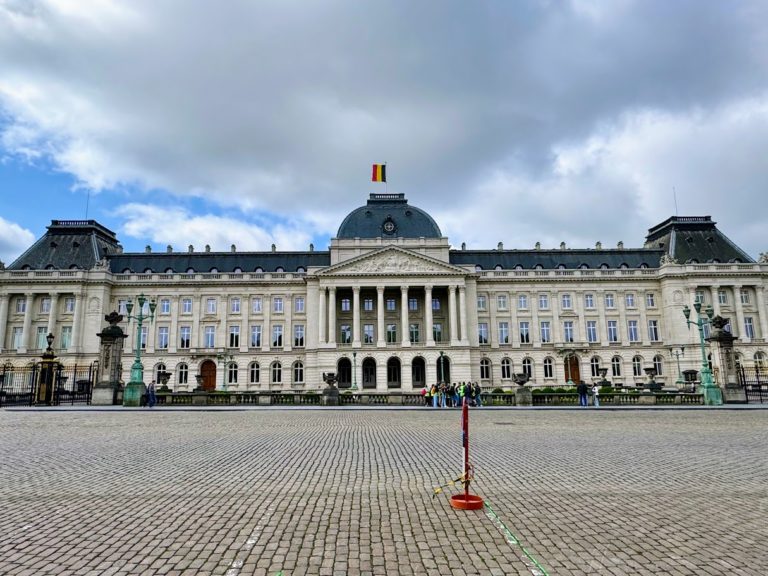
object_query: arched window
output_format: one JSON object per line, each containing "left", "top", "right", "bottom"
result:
{"left": 494, "top": 264, "right": 503, "bottom": 271}
{"left": 611, "top": 356, "right": 622, "bottom": 377}
{"left": 275, "top": 266, "right": 284, "bottom": 272}
{"left": 501, "top": 358, "right": 512, "bottom": 379}
{"left": 122, "top": 268, "right": 132, "bottom": 274}
{"left": 249, "top": 362, "right": 260, "bottom": 384}
{"left": 293, "top": 361, "right": 304, "bottom": 384}
{"left": 579, "top": 263, "right": 589, "bottom": 269}
{"left": 543, "top": 357, "right": 554, "bottom": 379}
{"left": 255, "top": 267, "right": 263, "bottom": 273}
{"left": 165, "top": 268, "right": 174, "bottom": 273}
{"left": 534, "top": 264, "right": 543, "bottom": 270}
{"left": 271, "top": 361, "right": 282, "bottom": 384}
{"left": 154, "top": 363, "right": 166, "bottom": 382}
{"left": 475, "top": 265, "right": 483, "bottom": 272}
{"left": 233, "top": 267, "right": 243, "bottom": 273}
{"left": 590, "top": 356, "right": 601, "bottom": 378}
{"left": 227, "top": 362, "right": 238, "bottom": 384}
{"left": 186, "top": 267, "right": 195, "bottom": 274}
{"left": 619, "top": 263, "right": 628, "bottom": 269}
{"left": 653, "top": 355, "right": 664, "bottom": 376}
{"left": 210, "top": 267, "right": 219, "bottom": 273}
{"left": 296, "top": 266, "right": 306, "bottom": 274}
{"left": 556, "top": 264, "right": 566, "bottom": 270}
{"left": 522, "top": 357, "right": 533, "bottom": 378}
{"left": 144, "top": 268, "right": 153, "bottom": 274}
{"left": 632, "top": 356, "right": 643, "bottom": 377}
{"left": 600, "top": 263, "right": 609, "bottom": 270}
{"left": 480, "top": 358, "right": 491, "bottom": 380}
{"left": 177, "top": 363, "right": 188, "bottom": 385}
{"left": 639, "top": 263, "right": 648, "bottom": 269}
{"left": 754, "top": 352, "right": 766, "bottom": 370}
{"left": 514, "top": 264, "right": 524, "bottom": 270}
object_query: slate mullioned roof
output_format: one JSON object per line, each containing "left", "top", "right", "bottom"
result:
{"left": 108, "top": 252, "right": 331, "bottom": 273}
{"left": 643, "top": 216, "right": 753, "bottom": 263}
{"left": 449, "top": 249, "right": 664, "bottom": 270}
{"left": 336, "top": 193, "right": 442, "bottom": 239}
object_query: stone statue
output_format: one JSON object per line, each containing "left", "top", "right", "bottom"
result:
{"left": 660, "top": 254, "right": 679, "bottom": 265}
{"left": 759, "top": 252, "right": 768, "bottom": 264}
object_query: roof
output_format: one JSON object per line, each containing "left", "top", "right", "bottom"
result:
{"left": 336, "top": 193, "right": 442, "bottom": 239}
{"left": 450, "top": 249, "right": 664, "bottom": 270}
{"left": 644, "top": 216, "right": 753, "bottom": 263}
{"left": 108, "top": 251, "right": 331, "bottom": 273}
{"left": 8, "top": 220, "right": 120, "bottom": 271}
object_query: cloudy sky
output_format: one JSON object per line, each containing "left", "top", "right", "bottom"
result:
{"left": 1, "top": 0, "right": 767, "bottom": 264}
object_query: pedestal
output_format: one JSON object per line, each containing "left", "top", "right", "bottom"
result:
{"left": 91, "top": 382, "right": 121, "bottom": 406}
{"left": 721, "top": 384, "right": 746, "bottom": 404}
{"left": 514, "top": 386, "right": 531, "bottom": 406}
{"left": 322, "top": 387, "right": 339, "bottom": 406}
{"left": 123, "top": 382, "right": 146, "bottom": 407}
{"left": 702, "top": 384, "right": 724, "bottom": 406}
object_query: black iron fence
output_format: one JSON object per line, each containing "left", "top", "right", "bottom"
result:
{"left": 0, "top": 363, "right": 97, "bottom": 407}
{"left": 738, "top": 366, "right": 767, "bottom": 403}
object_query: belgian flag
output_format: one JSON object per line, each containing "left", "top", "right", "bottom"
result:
{"left": 372, "top": 164, "right": 386, "bottom": 183}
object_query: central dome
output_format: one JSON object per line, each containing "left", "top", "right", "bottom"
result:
{"left": 336, "top": 193, "right": 442, "bottom": 239}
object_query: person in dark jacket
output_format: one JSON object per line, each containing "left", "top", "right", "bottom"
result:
{"left": 577, "top": 381, "right": 588, "bottom": 407}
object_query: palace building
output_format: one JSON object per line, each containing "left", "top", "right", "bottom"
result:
{"left": 1, "top": 193, "right": 766, "bottom": 392}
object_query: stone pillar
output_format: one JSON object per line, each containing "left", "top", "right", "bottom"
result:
{"left": 20, "top": 293, "right": 34, "bottom": 352}
{"left": 284, "top": 293, "right": 293, "bottom": 351}
{"left": 400, "top": 286, "right": 410, "bottom": 346}
{"left": 710, "top": 285, "right": 721, "bottom": 318}
{"left": 261, "top": 294, "right": 271, "bottom": 351}
{"left": 707, "top": 316, "right": 745, "bottom": 403}
{"left": 170, "top": 297, "right": 179, "bottom": 353}
{"left": 327, "top": 287, "right": 336, "bottom": 345}
{"left": 756, "top": 286, "right": 768, "bottom": 341}
{"left": 449, "top": 285, "right": 459, "bottom": 345}
{"left": 376, "top": 286, "right": 385, "bottom": 347}
{"left": 70, "top": 292, "right": 84, "bottom": 354}
{"left": 192, "top": 295, "right": 202, "bottom": 349}
{"left": 0, "top": 294, "right": 8, "bottom": 351}
{"left": 459, "top": 286, "right": 468, "bottom": 345}
{"left": 46, "top": 294, "right": 59, "bottom": 342}
{"left": 733, "top": 285, "right": 746, "bottom": 339}
{"left": 425, "top": 285, "right": 435, "bottom": 346}
{"left": 352, "top": 286, "right": 361, "bottom": 347}
{"left": 318, "top": 287, "right": 327, "bottom": 344}
{"left": 92, "top": 312, "right": 128, "bottom": 405}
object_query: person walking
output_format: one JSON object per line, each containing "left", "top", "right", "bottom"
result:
{"left": 473, "top": 382, "right": 483, "bottom": 407}
{"left": 592, "top": 383, "right": 600, "bottom": 408}
{"left": 431, "top": 384, "right": 439, "bottom": 408}
{"left": 147, "top": 379, "right": 157, "bottom": 408}
{"left": 577, "top": 380, "right": 588, "bottom": 407}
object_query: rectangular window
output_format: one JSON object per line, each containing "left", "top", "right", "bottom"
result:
{"left": 117, "top": 299, "right": 128, "bottom": 315}
{"left": 744, "top": 317, "right": 755, "bottom": 339}
{"left": 206, "top": 298, "right": 217, "bottom": 314}
{"left": 204, "top": 326, "right": 215, "bottom": 348}
{"left": 179, "top": 326, "right": 191, "bottom": 348}
{"left": 477, "top": 295, "right": 487, "bottom": 311}
{"left": 294, "top": 324, "right": 305, "bottom": 347}
{"left": 625, "top": 293, "right": 635, "bottom": 308}
{"left": 36, "top": 327, "right": 47, "bottom": 349}
{"left": 250, "top": 325, "right": 262, "bottom": 347}
{"left": 363, "top": 324, "right": 375, "bottom": 344}
{"left": 433, "top": 323, "right": 443, "bottom": 343}
{"left": 64, "top": 297, "right": 75, "bottom": 313}
{"left": 340, "top": 324, "right": 351, "bottom": 344}
{"left": 341, "top": 298, "right": 351, "bottom": 312}
{"left": 497, "top": 294, "right": 508, "bottom": 311}
{"left": 272, "top": 325, "right": 283, "bottom": 347}
{"left": 703, "top": 323, "right": 712, "bottom": 338}
{"left": 607, "top": 320, "right": 618, "bottom": 343}
{"left": 273, "top": 297, "right": 283, "bottom": 313}
{"left": 230, "top": 297, "right": 241, "bottom": 313}
{"left": 294, "top": 297, "right": 305, "bottom": 313}
{"left": 252, "top": 297, "right": 262, "bottom": 313}
{"left": 648, "top": 320, "right": 660, "bottom": 342}
{"left": 544, "top": 360, "right": 554, "bottom": 379}
{"left": 478, "top": 323, "right": 489, "bottom": 344}
{"left": 498, "top": 322, "right": 509, "bottom": 344}
{"left": 540, "top": 321, "right": 551, "bottom": 343}
{"left": 586, "top": 321, "right": 598, "bottom": 343}
{"left": 40, "top": 297, "right": 51, "bottom": 313}
{"left": 160, "top": 298, "right": 171, "bottom": 314}
{"left": 561, "top": 294, "right": 572, "bottom": 309}
{"left": 563, "top": 321, "right": 574, "bottom": 343}
{"left": 386, "top": 298, "right": 396, "bottom": 311}
{"left": 518, "top": 294, "right": 528, "bottom": 310}
{"left": 519, "top": 321, "right": 530, "bottom": 344}
{"left": 605, "top": 294, "right": 615, "bottom": 309}
{"left": 628, "top": 320, "right": 639, "bottom": 342}
{"left": 409, "top": 298, "right": 418, "bottom": 311}
{"left": 695, "top": 290, "right": 705, "bottom": 304}
{"left": 228, "top": 326, "right": 240, "bottom": 348}
{"left": 182, "top": 298, "right": 192, "bottom": 314}
{"left": 409, "top": 323, "right": 420, "bottom": 343}
{"left": 15, "top": 298, "right": 26, "bottom": 314}
{"left": 646, "top": 293, "right": 656, "bottom": 308}
{"left": 386, "top": 323, "right": 397, "bottom": 343}
{"left": 364, "top": 298, "right": 374, "bottom": 312}
{"left": 432, "top": 298, "right": 440, "bottom": 311}
{"left": 140, "top": 326, "right": 148, "bottom": 350}
{"left": 538, "top": 294, "right": 549, "bottom": 310}
{"left": 12, "top": 327, "right": 23, "bottom": 349}
{"left": 718, "top": 290, "right": 728, "bottom": 305}
{"left": 740, "top": 289, "right": 750, "bottom": 304}
{"left": 60, "top": 326, "right": 72, "bottom": 349}
{"left": 158, "top": 327, "right": 169, "bottom": 349}
{"left": 584, "top": 294, "right": 595, "bottom": 309}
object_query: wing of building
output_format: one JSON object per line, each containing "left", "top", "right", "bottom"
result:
{"left": 1, "top": 193, "right": 766, "bottom": 391}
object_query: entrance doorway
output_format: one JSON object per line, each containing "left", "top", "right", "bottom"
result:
{"left": 411, "top": 357, "right": 425, "bottom": 389}
{"left": 200, "top": 360, "right": 216, "bottom": 391}
{"left": 436, "top": 355, "right": 451, "bottom": 383}
{"left": 362, "top": 358, "right": 376, "bottom": 389}
{"left": 387, "top": 357, "right": 401, "bottom": 388}
{"left": 337, "top": 358, "right": 352, "bottom": 388}
{"left": 564, "top": 355, "right": 580, "bottom": 384}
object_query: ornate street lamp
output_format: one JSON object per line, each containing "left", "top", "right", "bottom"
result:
{"left": 123, "top": 294, "right": 156, "bottom": 406}
{"left": 670, "top": 347, "right": 685, "bottom": 387}
{"left": 683, "top": 302, "right": 722, "bottom": 405}
{"left": 352, "top": 351, "right": 357, "bottom": 390}
{"left": 439, "top": 350, "right": 445, "bottom": 385}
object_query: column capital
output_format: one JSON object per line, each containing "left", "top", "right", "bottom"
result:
{"left": 401, "top": 285, "right": 409, "bottom": 293}
{"left": 352, "top": 285, "right": 361, "bottom": 293}
{"left": 377, "top": 285, "right": 385, "bottom": 293}
{"left": 458, "top": 285, "right": 466, "bottom": 292}
{"left": 424, "top": 284, "right": 433, "bottom": 292}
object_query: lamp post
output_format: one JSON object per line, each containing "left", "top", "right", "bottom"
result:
{"left": 216, "top": 352, "right": 234, "bottom": 391}
{"left": 439, "top": 350, "right": 445, "bottom": 385}
{"left": 123, "top": 294, "right": 156, "bottom": 406}
{"left": 671, "top": 347, "right": 685, "bottom": 387}
{"left": 352, "top": 351, "right": 357, "bottom": 390}
{"left": 683, "top": 302, "right": 722, "bottom": 405}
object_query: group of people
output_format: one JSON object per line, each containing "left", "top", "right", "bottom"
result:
{"left": 422, "top": 381, "right": 483, "bottom": 408}
{"left": 576, "top": 381, "right": 600, "bottom": 407}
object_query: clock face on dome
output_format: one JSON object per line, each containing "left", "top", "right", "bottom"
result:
{"left": 382, "top": 218, "right": 397, "bottom": 235}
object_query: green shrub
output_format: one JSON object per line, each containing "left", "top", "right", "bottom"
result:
{"left": 491, "top": 387, "right": 504, "bottom": 394}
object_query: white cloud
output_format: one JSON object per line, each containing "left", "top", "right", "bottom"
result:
{"left": 0, "top": 217, "right": 35, "bottom": 263}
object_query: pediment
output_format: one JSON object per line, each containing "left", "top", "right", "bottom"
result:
{"left": 319, "top": 247, "right": 467, "bottom": 276}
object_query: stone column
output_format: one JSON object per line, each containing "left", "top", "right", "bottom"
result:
{"left": 733, "top": 284, "right": 746, "bottom": 339}
{"left": 46, "top": 294, "right": 59, "bottom": 341}
{"left": 284, "top": 293, "right": 293, "bottom": 351}
{"left": 240, "top": 294, "right": 249, "bottom": 353}
{"left": 400, "top": 286, "right": 410, "bottom": 346}
{"left": 617, "top": 290, "right": 628, "bottom": 345}
{"left": 0, "top": 294, "right": 8, "bottom": 350}
{"left": 376, "top": 285, "right": 385, "bottom": 347}
{"left": 756, "top": 286, "right": 768, "bottom": 341}
{"left": 21, "top": 293, "right": 34, "bottom": 351}
{"left": 261, "top": 294, "right": 271, "bottom": 351}
{"left": 327, "top": 287, "right": 336, "bottom": 345}
{"left": 169, "top": 297, "right": 179, "bottom": 353}
{"left": 352, "top": 286, "right": 361, "bottom": 347}
{"left": 710, "top": 285, "right": 721, "bottom": 318}
{"left": 459, "top": 286, "right": 468, "bottom": 345}
{"left": 318, "top": 287, "right": 327, "bottom": 344}
{"left": 425, "top": 285, "right": 435, "bottom": 346}
{"left": 192, "top": 295, "right": 202, "bottom": 349}
{"left": 596, "top": 289, "right": 608, "bottom": 344}
{"left": 449, "top": 285, "right": 459, "bottom": 345}
{"left": 70, "top": 292, "right": 84, "bottom": 354}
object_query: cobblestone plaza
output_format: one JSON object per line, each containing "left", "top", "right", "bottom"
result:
{"left": 1, "top": 408, "right": 766, "bottom": 575}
